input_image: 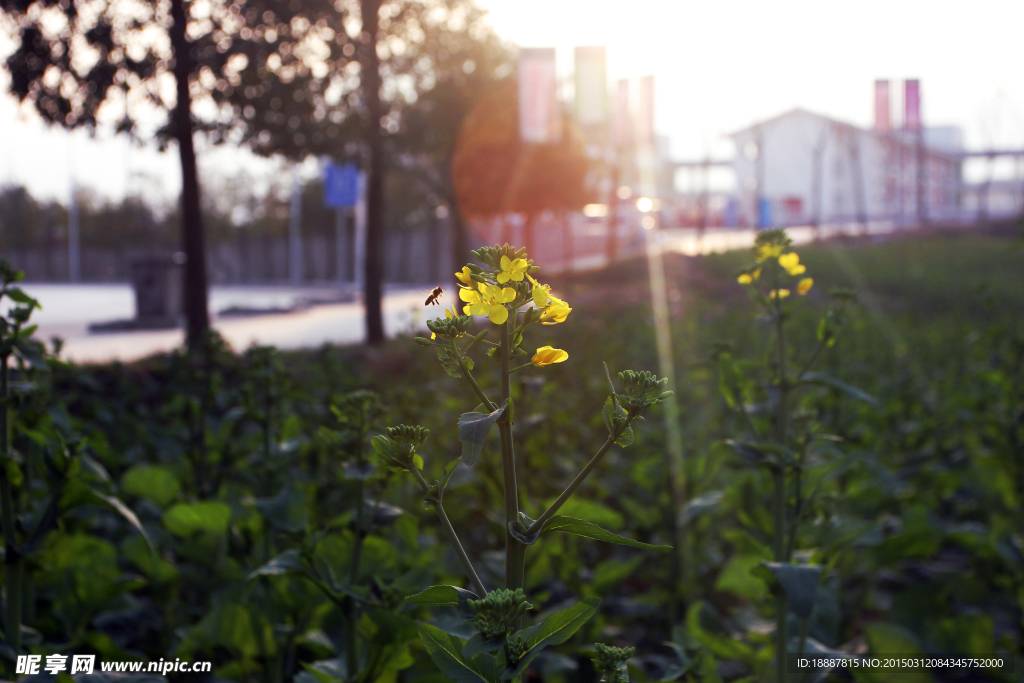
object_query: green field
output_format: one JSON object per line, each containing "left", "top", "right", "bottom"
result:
{"left": 3, "top": 228, "right": 1022, "bottom": 683}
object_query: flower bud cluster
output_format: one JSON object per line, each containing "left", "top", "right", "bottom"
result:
{"left": 505, "top": 634, "right": 528, "bottom": 666}
{"left": 594, "top": 643, "right": 634, "bottom": 683}
{"left": 467, "top": 588, "right": 532, "bottom": 638}
{"left": 371, "top": 425, "right": 428, "bottom": 472}
{"left": 618, "top": 370, "right": 673, "bottom": 410}
{"left": 386, "top": 425, "right": 429, "bottom": 451}
{"left": 471, "top": 244, "right": 538, "bottom": 273}
{"left": 426, "top": 313, "right": 472, "bottom": 340}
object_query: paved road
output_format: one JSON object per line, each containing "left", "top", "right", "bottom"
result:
{"left": 19, "top": 222, "right": 898, "bottom": 364}
{"left": 23, "top": 284, "right": 431, "bottom": 364}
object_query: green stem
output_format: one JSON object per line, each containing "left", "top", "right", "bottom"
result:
{"left": 507, "top": 362, "right": 534, "bottom": 375}
{"left": 525, "top": 416, "right": 635, "bottom": 536}
{"left": 346, "top": 479, "right": 365, "bottom": 679}
{"left": 0, "top": 351, "right": 22, "bottom": 670}
{"left": 411, "top": 469, "right": 487, "bottom": 597}
{"left": 772, "top": 264, "right": 789, "bottom": 683}
{"left": 499, "top": 319, "right": 525, "bottom": 594}
{"left": 458, "top": 360, "right": 495, "bottom": 412}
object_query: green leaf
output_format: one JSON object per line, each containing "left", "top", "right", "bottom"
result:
{"left": 503, "top": 598, "right": 600, "bottom": 680}
{"left": 121, "top": 465, "right": 181, "bottom": 507}
{"left": 752, "top": 562, "right": 822, "bottom": 619}
{"left": 717, "top": 352, "right": 740, "bottom": 409}
{"left": 162, "top": 501, "right": 232, "bottom": 537}
{"left": 457, "top": 400, "right": 507, "bottom": 466}
{"left": 800, "top": 372, "right": 879, "bottom": 406}
{"left": 540, "top": 516, "right": 670, "bottom": 550}
{"left": 418, "top": 623, "right": 500, "bottom": 683}
{"left": 252, "top": 486, "right": 308, "bottom": 533}
{"left": 249, "top": 549, "right": 307, "bottom": 579}
{"left": 4, "top": 287, "right": 39, "bottom": 307}
{"left": 90, "top": 490, "right": 153, "bottom": 550}
{"left": 406, "top": 584, "right": 480, "bottom": 608}
{"left": 438, "top": 344, "right": 465, "bottom": 378}
{"left": 462, "top": 632, "right": 505, "bottom": 658}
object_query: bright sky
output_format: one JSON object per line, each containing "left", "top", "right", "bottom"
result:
{"left": 2, "top": 0, "right": 1023, "bottom": 204}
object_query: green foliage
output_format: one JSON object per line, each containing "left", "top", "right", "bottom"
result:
{"left": 3, "top": 233, "right": 1023, "bottom": 682}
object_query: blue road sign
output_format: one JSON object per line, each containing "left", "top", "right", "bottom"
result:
{"left": 324, "top": 164, "right": 360, "bottom": 208}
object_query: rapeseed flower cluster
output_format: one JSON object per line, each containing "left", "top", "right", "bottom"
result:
{"left": 737, "top": 230, "right": 814, "bottom": 300}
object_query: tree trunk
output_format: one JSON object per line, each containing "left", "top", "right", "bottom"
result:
{"left": 169, "top": 0, "right": 210, "bottom": 350}
{"left": 361, "top": 0, "right": 385, "bottom": 345}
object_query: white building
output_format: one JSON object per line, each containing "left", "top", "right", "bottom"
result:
{"left": 728, "top": 109, "right": 964, "bottom": 227}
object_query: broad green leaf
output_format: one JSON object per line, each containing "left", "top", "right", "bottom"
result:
{"left": 462, "top": 632, "right": 505, "bottom": 658}
{"left": 122, "top": 535, "right": 178, "bottom": 583}
{"left": 503, "top": 598, "right": 600, "bottom": 680}
{"left": 162, "top": 501, "right": 232, "bottom": 537}
{"left": 406, "top": 584, "right": 480, "bottom": 607}
{"left": 253, "top": 486, "right": 308, "bottom": 533}
{"left": 540, "top": 516, "right": 670, "bottom": 550}
{"left": 685, "top": 602, "right": 753, "bottom": 662}
{"left": 753, "top": 562, "right": 822, "bottom": 619}
{"left": 418, "top": 623, "right": 500, "bottom": 683}
{"left": 800, "top": 372, "right": 879, "bottom": 406}
{"left": 121, "top": 465, "right": 181, "bottom": 507}
{"left": 249, "top": 549, "right": 307, "bottom": 579}
{"left": 457, "top": 400, "right": 507, "bottom": 466}
{"left": 715, "top": 555, "right": 768, "bottom": 601}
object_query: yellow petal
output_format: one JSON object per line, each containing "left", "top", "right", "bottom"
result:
{"left": 499, "top": 287, "right": 517, "bottom": 303}
{"left": 737, "top": 273, "right": 752, "bottom": 285}
{"left": 787, "top": 264, "right": 806, "bottom": 276}
{"left": 770, "top": 289, "right": 791, "bottom": 299}
{"left": 431, "top": 332, "right": 436, "bottom": 340}
{"left": 463, "top": 305, "right": 473, "bottom": 316}
{"left": 487, "top": 304, "right": 509, "bottom": 325}
{"left": 496, "top": 272, "right": 511, "bottom": 284}
{"left": 500, "top": 255, "right": 511, "bottom": 271}
{"left": 469, "top": 303, "right": 489, "bottom": 315}
{"left": 532, "top": 284, "right": 549, "bottom": 307}
{"left": 778, "top": 253, "right": 800, "bottom": 271}
{"left": 459, "top": 287, "right": 479, "bottom": 303}
{"left": 797, "top": 278, "right": 814, "bottom": 295}
{"left": 532, "top": 346, "right": 568, "bottom": 366}
{"left": 455, "top": 267, "right": 473, "bottom": 285}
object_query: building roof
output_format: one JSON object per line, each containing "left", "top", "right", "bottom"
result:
{"left": 727, "top": 107, "right": 962, "bottom": 161}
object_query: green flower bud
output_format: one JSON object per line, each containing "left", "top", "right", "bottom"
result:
{"left": 618, "top": 370, "right": 672, "bottom": 410}
{"left": 506, "top": 634, "right": 528, "bottom": 666}
{"left": 467, "top": 588, "right": 532, "bottom": 639}
{"left": 414, "top": 337, "right": 433, "bottom": 346}
{"left": 594, "top": 643, "right": 634, "bottom": 683}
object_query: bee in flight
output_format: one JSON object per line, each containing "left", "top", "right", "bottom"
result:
{"left": 424, "top": 286, "right": 444, "bottom": 306}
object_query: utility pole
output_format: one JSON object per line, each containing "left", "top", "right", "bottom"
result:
{"left": 68, "top": 178, "right": 80, "bottom": 282}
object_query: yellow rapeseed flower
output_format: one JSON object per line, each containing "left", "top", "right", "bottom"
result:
{"left": 459, "top": 283, "right": 516, "bottom": 324}
{"left": 737, "top": 267, "right": 761, "bottom": 285}
{"left": 532, "top": 346, "right": 569, "bottom": 366}
{"left": 539, "top": 293, "right": 572, "bottom": 325}
{"left": 797, "top": 278, "right": 813, "bottom": 296}
{"left": 778, "top": 252, "right": 806, "bottom": 276}
{"left": 455, "top": 266, "right": 473, "bottom": 285}
{"left": 497, "top": 255, "right": 529, "bottom": 284}
{"left": 756, "top": 244, "right": 784, "bottom": 263}
{"left": 769, "top": 289, "right": 791, "bottom": 299}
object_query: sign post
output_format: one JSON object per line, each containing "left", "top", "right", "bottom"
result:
{"left": 324, "top": 163, "right": 361, "bottom": 285}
